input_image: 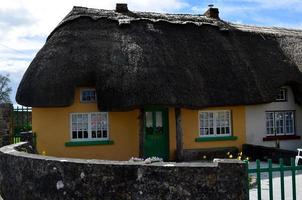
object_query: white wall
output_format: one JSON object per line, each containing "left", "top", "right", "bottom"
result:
{"left": 246, "top": 86, "right": 302, "bottom": 151}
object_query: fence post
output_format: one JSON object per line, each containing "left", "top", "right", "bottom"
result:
{"left": 26, "top": 107, "right": 29, "bottom": 126}
{"left": 268, "top": 159, "right": 273, "bottom": 200}
{"left": 256, "top": 159, "right": 261, "bottom": 200}
{"left": 280, "top": 158, "right": 285, "bottom": 200}
{"left": 291, "top": 158, "right": 296, "bottom": 200}
{"left": 16, "top": 106, "right": 18, "bottom": 136}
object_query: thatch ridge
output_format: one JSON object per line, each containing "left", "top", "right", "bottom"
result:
{"left": 16, "top": 7, "right": 302, "bottom": 110}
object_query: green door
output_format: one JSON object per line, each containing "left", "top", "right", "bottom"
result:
{"left": 144, "top": 108, "right": 169, "bottom": 161}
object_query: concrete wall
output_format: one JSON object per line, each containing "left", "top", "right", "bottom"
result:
{"left": 0, "top": 142, "right": 248, "bottom": 200}
{"left": 246, "top": 86, "right": 302, "bottom": 150}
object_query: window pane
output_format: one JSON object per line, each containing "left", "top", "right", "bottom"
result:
{"left": 275, "top": 112, "right": 284, "bottom": 134}
{"left": 72, "top": 123, "right": 77, "bottom": 131}
{"left": 72, "top": 131, "right": 77, "bottom": 139}
{"left": 81, "top": 90, "right": 96, "bottom": 102}
{"left": 225, "top": 127, "right": 230, "bottom": 134}
{"left": 84, "top": 131, "right": 88, "bottom": 138}
{"left": 92, "top": 131, "right": 96, "bottom": 138}
{"left": 156, "top": 112, "right": 163, "bottom": 127}
{"left": 285, "top": 112, "right": 294, "bottom": 134}
{"left": 103, "top": 130, "right": 108, "bottom": 138}
{"left": 97, "top": 130, "right": 101, "bottom": 138}
{"left": 216, "top": 111, "right": 230, "bottom": 135}
{"left": 77, "top": 114, "right": 82, "bottom": 123}
{"left": 145, "top": 112, "right": 153, "bottom": 128}
{"left": 266, "top": 112, "right": 274, "bottom": 135}
{"left": 72, "top": 115, "right": 77, "bottom": 122}
{"left": 200, "top": 112, "right": 213, "bottom": 136}
{"left": 275, "top": 88, "right": 287, "bottom": 101}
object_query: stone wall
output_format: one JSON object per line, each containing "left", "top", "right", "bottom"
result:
{"left": 0, "top": 103, "right": 13, "bottom": 146}
{"left": 0, "top": 142, "right": 249, "bottom": 200}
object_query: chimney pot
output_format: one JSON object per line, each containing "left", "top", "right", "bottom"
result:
{"left": 204, "top": 7, "right": 219, "bottom": 19}
{"left": 116, "top": 3, "right": 128, "bottom": 13}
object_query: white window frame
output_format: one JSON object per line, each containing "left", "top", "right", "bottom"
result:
{"left": 275, "top": 88, "right": 287, "bottom": 102}
{"left": 80, "top": 89, "right": 97, "bottom": 103}
{"left": 265, "top": 111, "right": 295, "bottom": 136}
{"left": 70, "top": 112, "right": 109, "bottom": 141}
{"left": 198, "top": 110, "right": 232, "bottom": 137}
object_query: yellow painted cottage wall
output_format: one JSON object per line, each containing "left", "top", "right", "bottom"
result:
{"left": 32, "top": 88, "right": 139, "bottom": 160}
{"left": 32, "top": 87, "right": 246, "bottom": 161}
{"left": 180, "top": 106, "right": 246, "bottom": 150}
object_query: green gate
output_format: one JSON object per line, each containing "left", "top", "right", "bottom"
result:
{"left": 248, "top": 158, "right": 302, "bottom": 200}
{"left": 12, "top": 106, "right": 32, "bottom": 144}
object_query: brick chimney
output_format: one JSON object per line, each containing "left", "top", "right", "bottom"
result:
{"left": 116, "top": 3, "right": 128, "bottom": 13}
{"left": 204, "top": 5, "right": 219, "bottom": 19}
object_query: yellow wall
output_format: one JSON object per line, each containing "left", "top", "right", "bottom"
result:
{"left": 33, "top": 88, "right": 139, "bottom": 160}
{"left": 33, "top": 87, "right": 245, "bottom": 160}
{"left": 181, "top": 106, "right": 246, "bottom": 150}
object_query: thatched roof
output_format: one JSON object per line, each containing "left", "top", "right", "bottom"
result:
{"left": 16, "top": 6, "right": 302, "bottom": 111}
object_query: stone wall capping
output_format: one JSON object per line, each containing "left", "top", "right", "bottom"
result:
{"left": 0, "top": 142, "right": 245, "bottom": 167}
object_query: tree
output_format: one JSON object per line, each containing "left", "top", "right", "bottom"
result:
{"left": 0, "top": 74, "right": 12, "bottom": 103}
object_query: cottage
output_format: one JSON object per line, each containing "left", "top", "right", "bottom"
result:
{"left": 16, "top": 4, "right": 302, "bottom": 161}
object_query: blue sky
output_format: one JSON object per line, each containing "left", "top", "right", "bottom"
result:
{"left": 0, "top": 0, "right": 302, "bottom": 106}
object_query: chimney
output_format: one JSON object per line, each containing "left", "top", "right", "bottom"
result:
{"left": 116, "top": 3, "right": 128, "bottom": 13}
{"left": 204, "top": 4, "right": 219, "bottom": 19}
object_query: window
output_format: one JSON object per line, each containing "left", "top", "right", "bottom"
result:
{"left": 275, "top": 88, "right": 287, "bottom": 102}
{"left": 199, "top": 110, "right": 231, "bottom": 137}
{"left": 70, "top": 112, "right": 108, "bottom": 141}
{"left": 266, "top": 111, "right": 295, "bottom": 135}
{"left": 80, "top": 89, "right": 96, "bottom": 103}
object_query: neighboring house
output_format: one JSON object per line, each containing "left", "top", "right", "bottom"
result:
{"left": 16, "top": 4, "right": 302, "bottom": 161}
{"left": 246, "top": 86, "right": 302, "bottom": 150}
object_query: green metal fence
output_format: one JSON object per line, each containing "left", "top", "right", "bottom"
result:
{"left": 12, "top": 106, "right": 32, "bottom": 144}
{"left": 249, "top": 158, "right": 301, "bottom": 200}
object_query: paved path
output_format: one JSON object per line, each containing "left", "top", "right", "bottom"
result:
{"left": 249, "top": 161, "right": 302, "bottom": 200}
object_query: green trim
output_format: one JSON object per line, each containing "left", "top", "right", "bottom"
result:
{"left": 65, "top": 140, "right": 114, "bottom": 147}
{"left": 195, "top": 136, "right": 238, "bottom": 142}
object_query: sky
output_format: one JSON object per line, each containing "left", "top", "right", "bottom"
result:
{"left": 0, "top": 0, "right": 302, "bottom": 106}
